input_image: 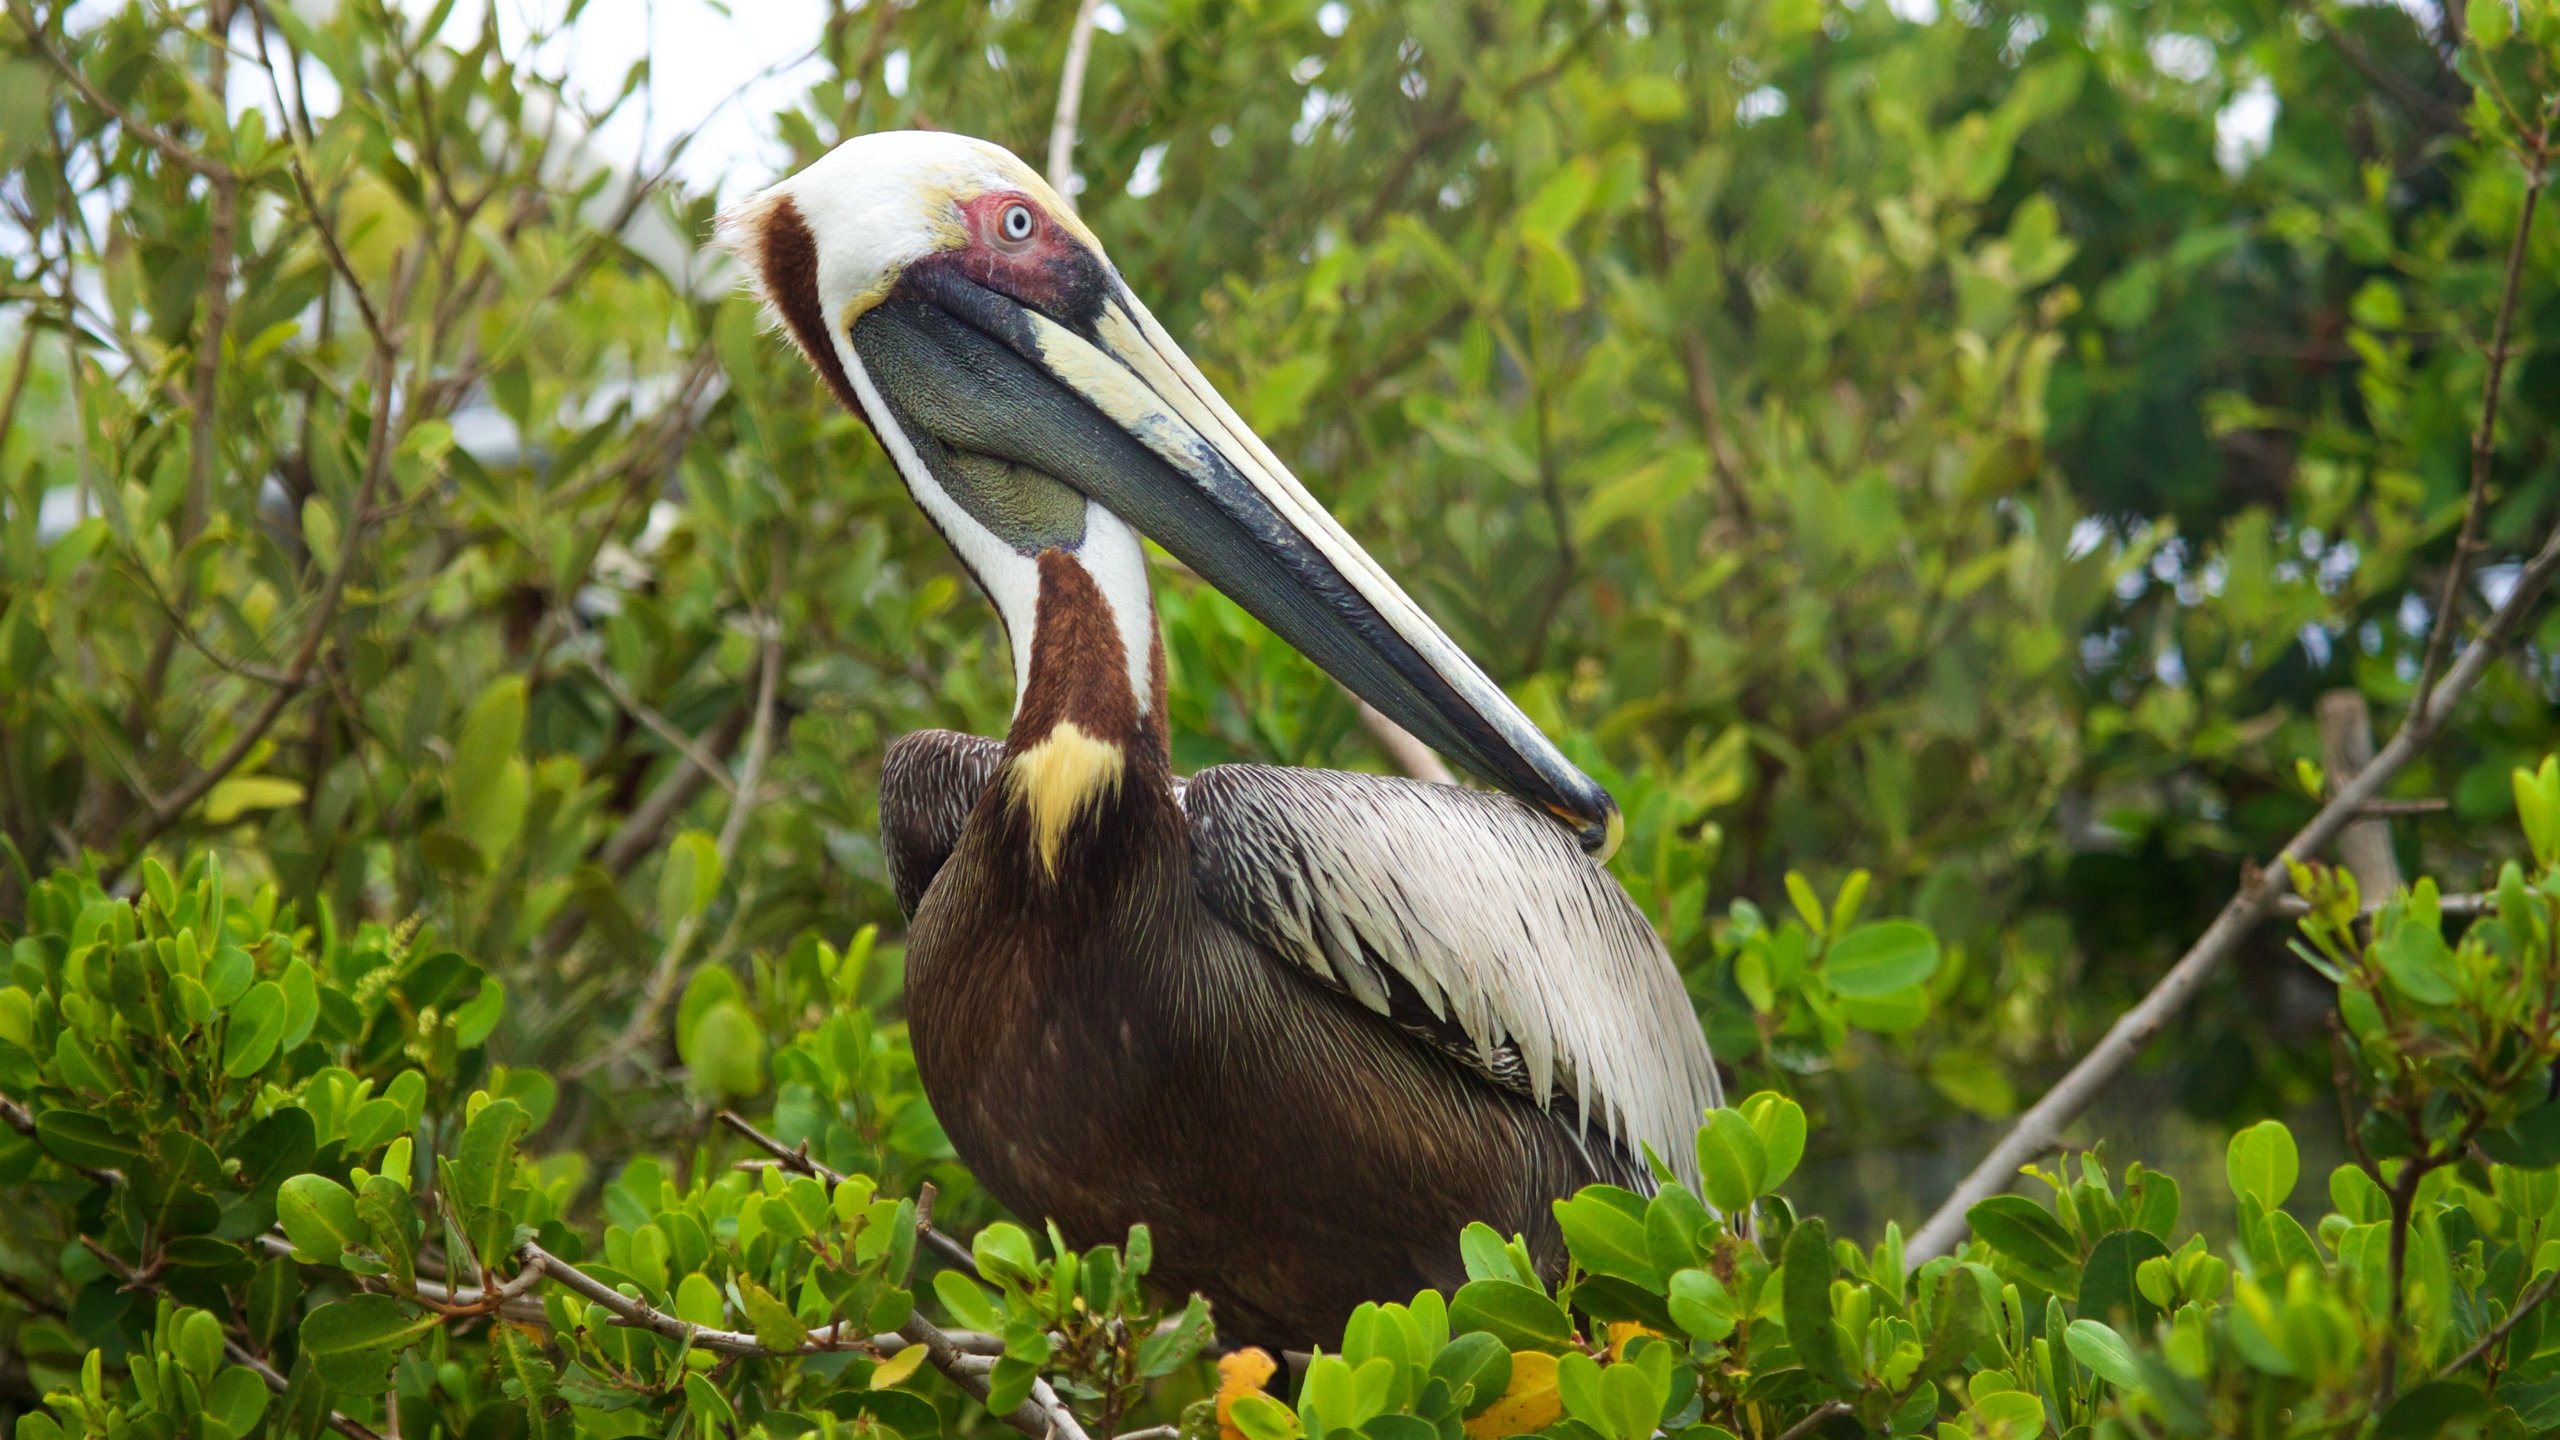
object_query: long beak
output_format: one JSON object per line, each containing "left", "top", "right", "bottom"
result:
{"left": 851, "top": 265, "right": 1621, "bottom": 856}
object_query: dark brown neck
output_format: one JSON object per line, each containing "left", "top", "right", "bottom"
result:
{"left": 1007, "top": 548, "right": 1169, "bottom": 765}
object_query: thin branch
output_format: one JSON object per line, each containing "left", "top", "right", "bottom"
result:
{"left": 0, "top": 318, "right": 41, "bottom": 456}
{"left": 1773, "top": 1400, "right": 1852, "bottom": 1440}
{"left": 2414, "top": 127, "right": 2548, "bottom": 710}
{"left": 2318, "top": 690, "right": 2403, "bottom": 909}
{"left": 715, "top": 1109, "right": 981, "bottom": 1276}
{"left": 2437, "top": 1266, "right": 2560, "bottom": 1381}
{"left": 116, "top": 320, "right": 408, "bottom": 868}
{"left": 224, "top": 1340, "right": 385, "bottom": 1440}
{"left": 568, "top": 616, "right": 781, "bottom": 1078}
{"left": 1352, "top": 696, "right": 1456, "bottom": 786}
{"left": 1045, "top": 0, "right": 1106, "bottom": 199}
{"left": 8, "top": 0, "right": 231, "bottom": 178}
{"left": 556, "top": 617, "right": 738, "bottom": 797}
{"left": 2306, "top": 5, "right": 2468, "bottom": 132}
{"left": 181, "top": 1, "right": 241, "bottom": 550}
{"left": 2272, "top": 891, "right": 2488, "bottom": 920}
{"left": 517, "top": 1239, "right": 1080, "bottom": 1439}
{"left": 2357, "top": 798, "right": 2449, "bottom": 818}
{"left": 1, "top": 1094, "right": 122, "bottom": 1188}
{"left": 1907, "top": 512, "right": 2560, "bottom": 1264}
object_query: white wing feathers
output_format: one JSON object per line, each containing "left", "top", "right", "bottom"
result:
{"left": 1184, "top": 766, "right": 1722, "bottom": 1189}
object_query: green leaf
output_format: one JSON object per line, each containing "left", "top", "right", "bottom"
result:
{"left": 1597, "top": 1357, "right": 1664, "bottom": 1440}
{"left": 277, "top": 1174, "right": 366, "bottom": 1263}
{"left": 1553, "top": 1187, "right": 1657, "bottom": 1286}
{"left": 2077, "top": 1230, "right": 2169, "bottom": 1333}
{"left": 972, "top": 1221, "right": 1040, "bottom": 1286}
{"left": 2375, "top": 1380, "right": 2490, "bottom": 1440}
{"left": 222, "top": 980, "right": 286, "bottom": 1077}
{"left": 1821, "top": 921, "right": 1940, "bottom": 997}
{"left": 493, "top": 1323, "right": 569, "bottom": 1440}
{"left": 1231, "top": 1393, "right": 1302, "bottom": 1440}
{"left": 1428, "top": 1332, "right": 1512, "bottom": 1416}
{"left": 1137, "top": 1294, "right": 1214, "bottom": 1376}
{"left": 279, "top": 959, "right": 319, "bottom": 1050}
{"left": 2468, "top": 0, "right": 2514, "bottom": 46}
{"left": 2062, "top": 1319, "right": 2140, "bottom": 1388}
{"left": 1738, "top": 1092, "right": 1808, "bottom": 1193}
{"left": 934, "top": 1269, "right": 1001, "bottom": 1332}
{"left": 447, "top": 1098, "right": 528, "bottom": 1217}
{"left": 1966, "top": 1196, "right": 2081, "bottom": 1298}
{"left": 2375, "top": 914, "right": 2459, "bottom": 1006}
{"left": 2225, "top": 1120, "right": 2299, "bottom": 1211}
{"left": 450, "top": 678, "right": 530, "bottom": 858}
{"left": 675, "top": 1272, "right": 726, "bottom": 1330}
{"left": 297, "top": 1295, "right": 440, "bottom": 1390}
{"left": 1971, "top": 1389, "right": 2046, "bottom": 1430}
{"left": 2480, "top": 1097, "right": 2560, "bottom": 1167}
{"left": 678, "top": 998, "right": 766, "bottom": 1101}
{"left": 738, "top": 1275, "right": 808, "bottom": 1350}
{"left": 1784, "top": 872, "right": 1826, "bottom": 935}
{"left": 658, "top": 828, "right": 722, "bottom": 923}
{"left": 1782, "top": 1219, "right": 1855, "bottom": 1387}
{"left": 33, "top": 1109, "right": 141, "bottom": 1173}
{"left": 207, "top": 1366, "right": 271, "bottom": 1434}
{"left": 685, "top": 1372, "right": 739, "bottom": 1428}
{"left": 1459, "top": 1222, "right": 1533, "bottom": 1285}
{"left": 1694, "top": 1110, "right": 1767, "bottom": 1214}
{"left": 1667, "top": 1268, "right": 1738, "bottom": 1342}
{"left": 1448, "top": 1279, "right": 1573, "bottom": 1353}
{"left": 202, "top": 775, "right": 306, "bottom": 825}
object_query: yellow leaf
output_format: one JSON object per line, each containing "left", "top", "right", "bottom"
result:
{"left": 203, "top": 775, "right": 305, "bottom": 825}
{"left": 1605, "top": 1321, "right": 1660, "bottom": 1361}
{"left": 871, "top": 1342, "right": 927, "bottom": 1389}
{"left": 1464, "top": 1351, "right": 1561, "bottom": 1440}
{"left": 1217, "top": 1347, "right": 1279, "bottom": 1440}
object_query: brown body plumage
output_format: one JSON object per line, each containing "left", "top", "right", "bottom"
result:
{"left": 892, "top": 561, "right": 1631, "bottom": 1350}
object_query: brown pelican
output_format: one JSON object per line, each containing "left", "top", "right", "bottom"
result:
{"left": 716, "top": 132, "right": 1719, "bottom": 1351}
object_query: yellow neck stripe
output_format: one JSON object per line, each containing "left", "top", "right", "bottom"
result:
{"left": 1006, "top": 722, "right": 1126, "bottom": 875}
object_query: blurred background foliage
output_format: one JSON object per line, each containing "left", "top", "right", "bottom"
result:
{"left": 0, "top": 0, "right": 2556, "bottom": 1282}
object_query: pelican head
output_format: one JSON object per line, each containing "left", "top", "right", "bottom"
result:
{"left": 717, "top": 131, "right": 1619, "bottom": 854}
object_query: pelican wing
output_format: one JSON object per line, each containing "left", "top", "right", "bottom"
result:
{"left": 881, "top": 730, "right": 1006, "bottom": 918}
{"left": 1184, "top": 765, "right": 1721, "bottom": 1188}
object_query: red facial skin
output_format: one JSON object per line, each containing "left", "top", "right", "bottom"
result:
{"left": 935, "top": 191, "right": 1100, "bottom": 321}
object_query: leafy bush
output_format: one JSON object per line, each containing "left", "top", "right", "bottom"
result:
{"left": 6, "top": 0, "right": 2560, "bottom": 1437}
{"left": 6, "top": 754, "right": 2560, "bottom": 1435}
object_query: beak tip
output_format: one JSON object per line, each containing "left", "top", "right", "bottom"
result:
{"left": 1555, "top": 791, "right": 1622, "bottom": 862}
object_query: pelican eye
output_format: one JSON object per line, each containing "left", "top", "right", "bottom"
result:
{"left": 998, "top": 201, "right": 1036, "bottom": 243}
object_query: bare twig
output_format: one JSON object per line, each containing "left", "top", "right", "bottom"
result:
{"left": 2, "top": 1094, "right": 123, "bottom": 1188}
{"left": 181, "top": 1, "right": 240, "bottom": 550}
{"left": 2356, "top": 798, "right": 2449, "bottom": 818}
{"left": 716, "top": 1110, "right": 982, "bottom": 1275}
{"left": 2318, "top": 690, "right": 2404, "bottom": 910}
{"left": 2272, "top": 891, "right": 2489, "bottom": 920}
{"left": 1045, "top": 0, "right": 1106, "bottom": 199}
{"left": 556, "top": 617, "right": 739, "bottom": 798}
{"left": 2305, "top": 5, "right": 2468, "bottom": 132}
{"left": 2414, "top": 127, "right": 2548, "bottom": 711}
{"left": 116, "top": 323, "right": 408, "bottom": 868}
{"left": 1773, "top": 1400, "right": 1853, "bottom": 1440}
{"left": 1353, "top": 696, "right": 1456, "bottom": 786}
{"left": 8, "top": 0, "right": 231, "bottom": 178}
{"left": 568, "top": 617, "right": 780, "bottom": 1078}
{"left": 224, "top": 1340, "right": 385, "bottom": 1440}
{"left": 2437, "top": 1266, "right": 2560, "bottom": 1381}
{"left": 0, "top": 320, "right": 40, "bottom": 457}
{"left": 1908, "top": 514, "right": 2560, "bottom": 1264}
{"left": 518, "top": 1239, "right": 1078, "bottom": 1439}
